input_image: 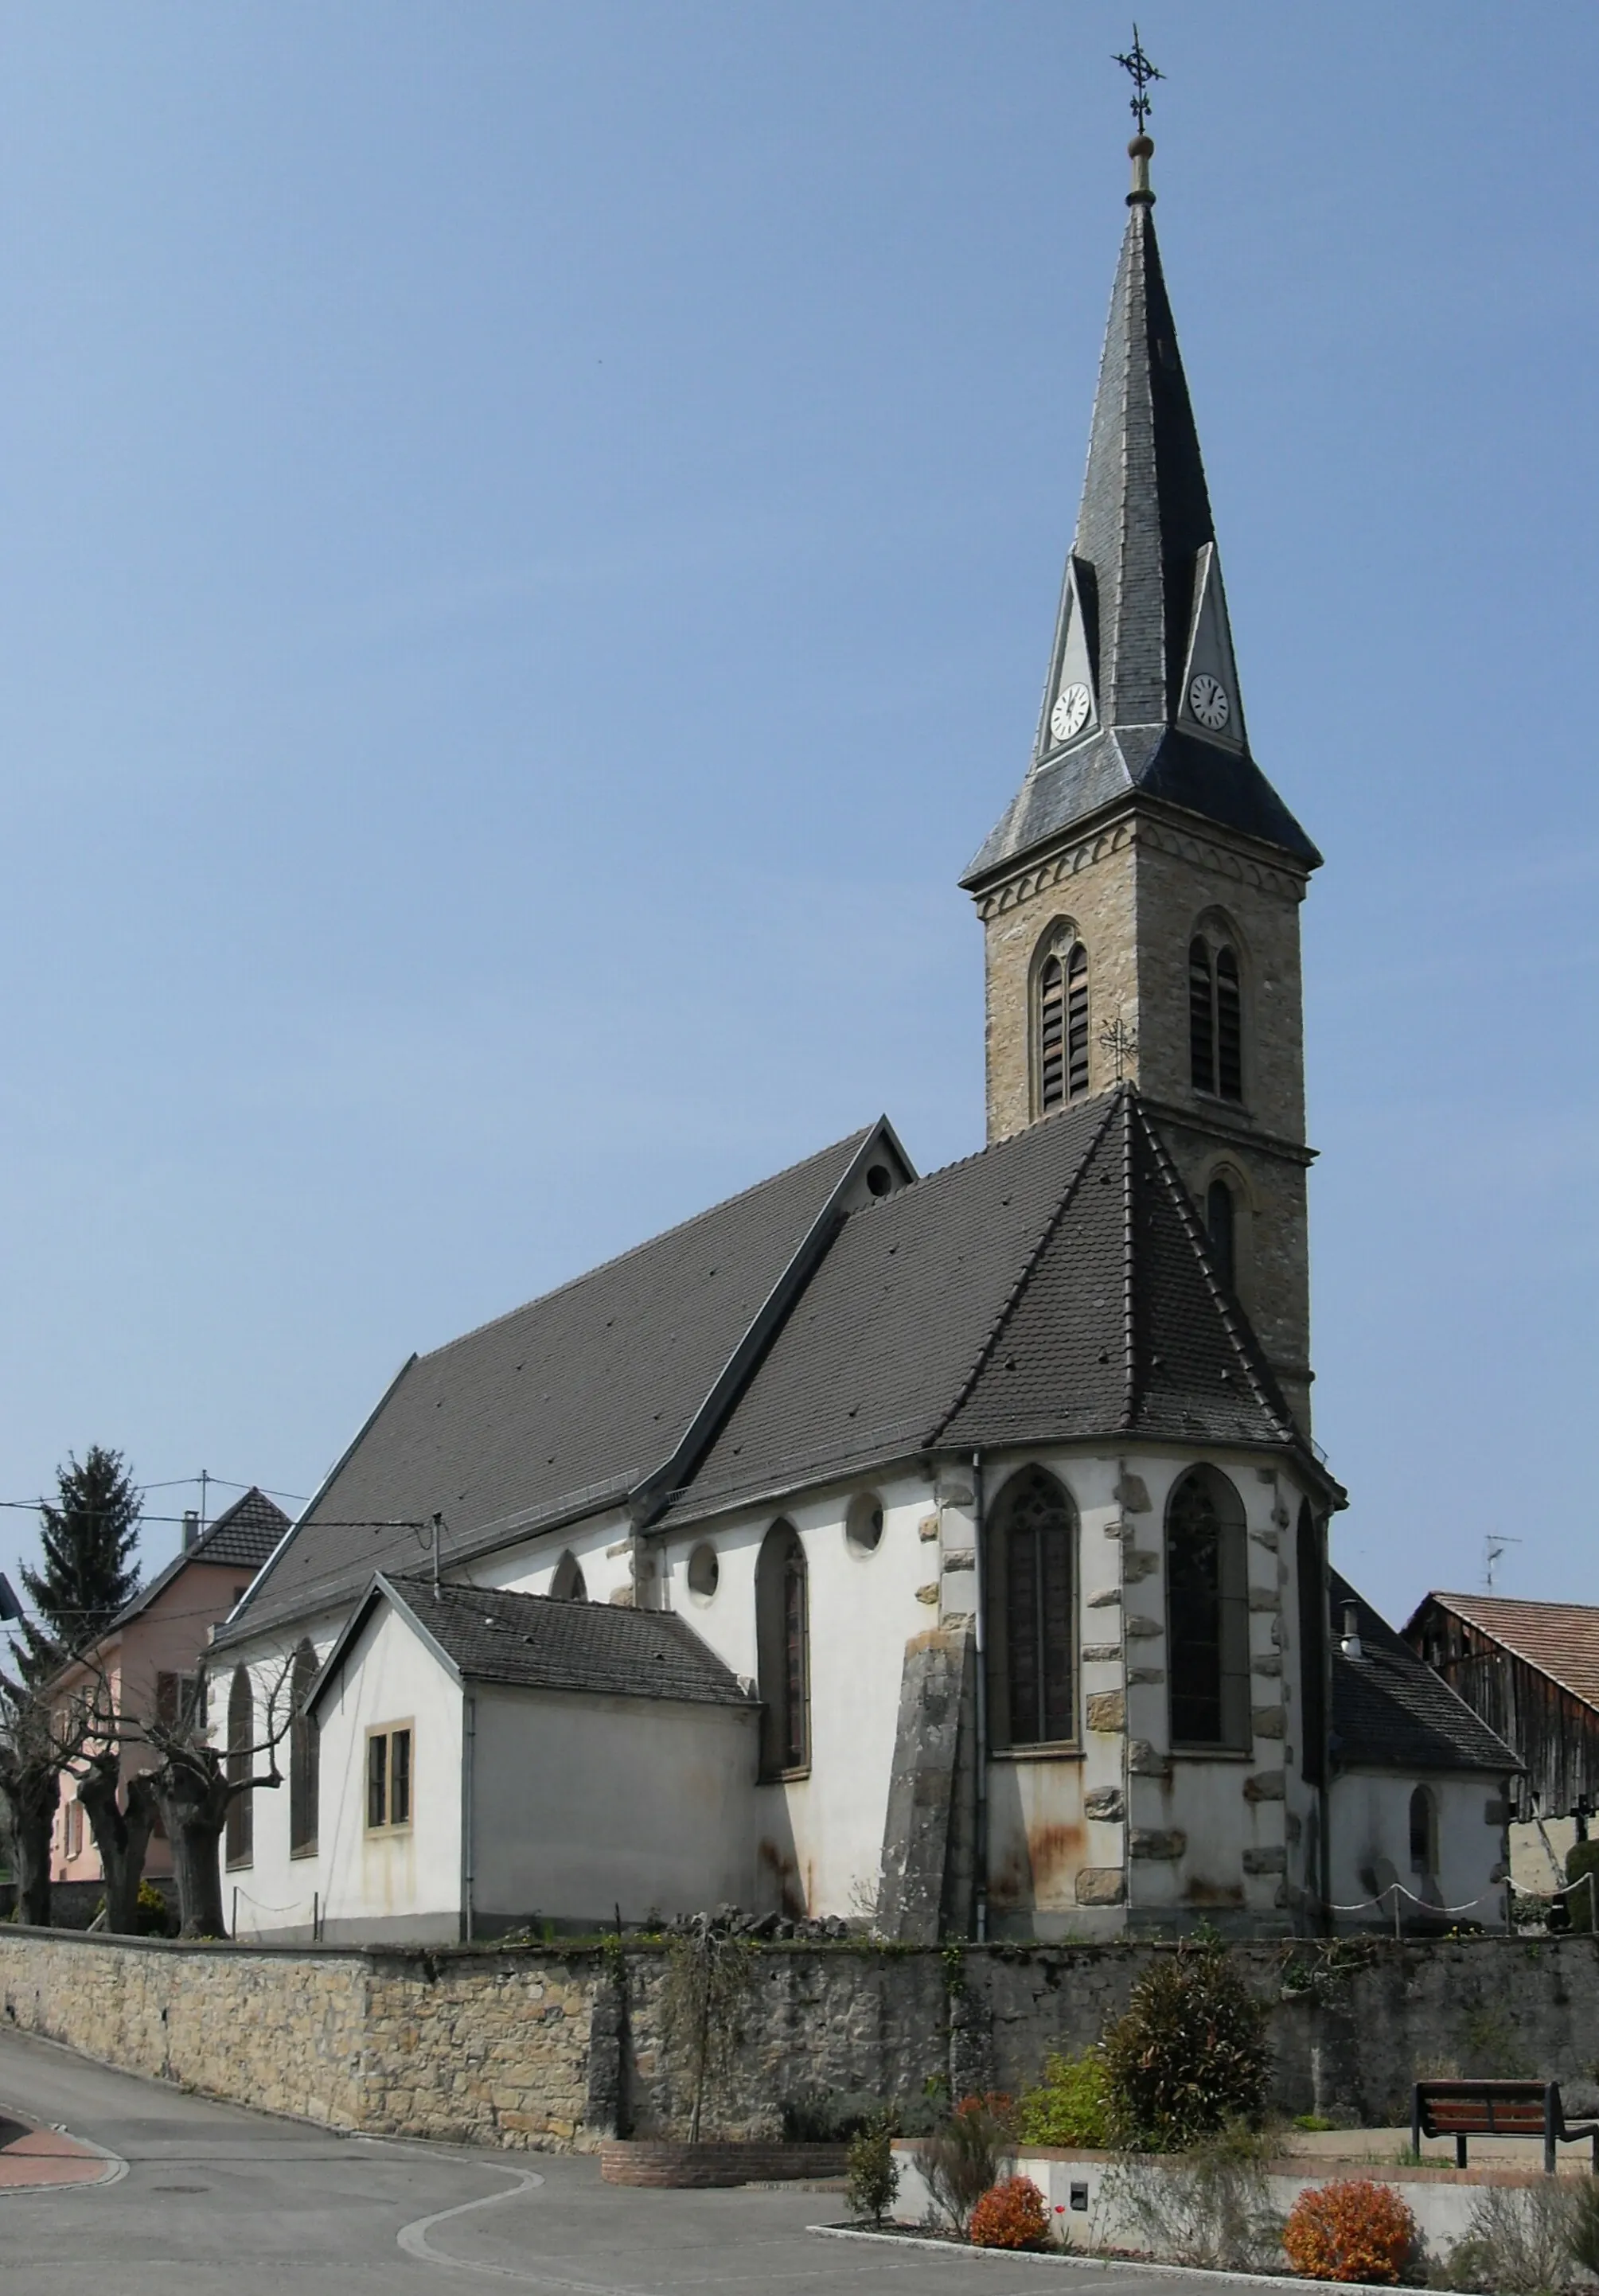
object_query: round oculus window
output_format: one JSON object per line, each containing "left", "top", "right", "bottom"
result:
{"left": 846, "top": 1491, "right": 885, "bottom": 1555}
{"left": 686, "top": 1542, "right": 720, "bottom": 1604}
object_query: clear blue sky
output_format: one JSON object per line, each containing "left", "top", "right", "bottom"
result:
{"left": 0, "top": 3, "right": 1593, "bottom": 1631}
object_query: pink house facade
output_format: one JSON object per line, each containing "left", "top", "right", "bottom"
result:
{"left": 51, "top": 1489, "right": 287, "bottom": 1887}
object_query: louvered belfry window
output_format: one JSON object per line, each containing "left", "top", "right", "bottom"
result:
{"left": 988, "top": 1466, "right": 1075, "bottom": 1747}
{"left": 1189, "top": 938, "right": 1243, "bottom": 1102}
{"left": 1039, "top": 937, "right": 1090, "bottom": 1113}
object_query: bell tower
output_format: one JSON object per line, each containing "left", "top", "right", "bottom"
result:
{"left": 961, "top": 132, "right": 1321, "bottom": 1432}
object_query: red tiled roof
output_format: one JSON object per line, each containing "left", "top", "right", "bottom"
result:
{"left": 1422, "top": 1592, "right": 1599, "bottom": 1715}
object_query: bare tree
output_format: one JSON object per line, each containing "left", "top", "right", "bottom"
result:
{"left": 142, "top": 1659, "right": 293, "bottom": 1939}
{"left": 47, "top": 1670, "right": 161, "bottom": 1936}
{"left": 0, "top": 1672, "right": 62, "bottom": 1926}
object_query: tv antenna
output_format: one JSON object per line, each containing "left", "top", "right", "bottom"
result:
{"left": 1484, "top": 1534, "right": 1520, "bottom": 1593}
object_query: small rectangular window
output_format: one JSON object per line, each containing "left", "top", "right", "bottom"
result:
{"left": 65, "top": 1799, "right": 83, "bottom": 1861}
{"left": 390, "top": 1729, "right": 411, "bottom": 1826}
{"left": 365, "top": 1724, "right": 414, "bottom": 1832}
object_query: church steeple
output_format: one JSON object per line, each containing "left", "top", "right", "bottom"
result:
{"left": 963, "top": 128, "right": 1321, "bottom": 1436}
{"left": 963, "top": 139, "right": 1320, "bottom": 889}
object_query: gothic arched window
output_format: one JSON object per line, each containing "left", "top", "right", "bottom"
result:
{"left": 985, "top": 1466, "right": 1076, "bottom": 1748}
{"left": 1039, "top": 935, "right": 1090, "bottom": 1113}
{"left": 755, "top": 1522, "right": 809, "bottom": 1778}
{"left": 1205, "top": 1177, "right": 1236, "bottom": 1292}
{"left": 289, "top": 1640, "right": 318, "bottom": 1859}
{"left": 1296, "top": 1500, "right": 1327, "bottom": 1789}
{"left": 551, "top": 1550, "right": 587, "bottom": 1601}
{"left": 1166, "top": 1466, "right": 1250, "bottom": 1749}
{"left": 1409, "top": 1784, "right": 1437, "bottom": 1877}
{"left": 224, "top": 1665, "right": 254, "bottom": 1869}
{"left": 1189, "top": 937, "right": 1244, "bottom": 1103}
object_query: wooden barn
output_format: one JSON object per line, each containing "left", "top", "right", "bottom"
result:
{"left": 1403, "top": 1593, "right": 1599, "bottom": 1829}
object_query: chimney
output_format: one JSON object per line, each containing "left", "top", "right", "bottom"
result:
{"left": 1339, "top": 1602, "right": 1363, "bottom": 1660}
{"left": 181, "top": 1510, "right": 200, "bottom": 1552}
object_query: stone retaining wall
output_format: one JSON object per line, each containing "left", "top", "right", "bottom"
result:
{"left": 2, "top": 1928, "right": 1598, "bottom": 2154}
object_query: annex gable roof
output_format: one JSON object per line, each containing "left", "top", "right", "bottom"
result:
{"left": 1406, "top": 1592, "right": 1599, "bottom": 1717}
{"left": 665, "top": 1086, "right": 1312, "bottom": 1526}
{"left": 1332, "top": 1573, "right": 1519, "bottom": 1776}
{"left": 306, "top": 1572, "right": 752, "bottom": 1715}
{"left": 224, "top": 1125, "right": 907, "bottom": 1640}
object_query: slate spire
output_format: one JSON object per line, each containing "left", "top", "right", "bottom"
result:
{"left": 963, "top": 137, "right": 1320, "bottom": 887}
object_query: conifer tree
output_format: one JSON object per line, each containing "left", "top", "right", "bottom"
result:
{"left": 13, "top": 1447, "right": 142, "bottom": 1686}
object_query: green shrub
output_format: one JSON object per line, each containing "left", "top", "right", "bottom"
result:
{"left": 1100, "top": 1940, "right": 1272, "bottom": 2150}
{"left": 844, "top": 2113, "right": 899, "bottom": 2228}
{"left": 135, "top": 1881, "right": 172, "bottom": 1936}
{"left": 1018, "top": 2051, "right": 1114, "bottom": 2148}
{"left": 1564, "top": 1839, "right": 1599, "bottom": 1933}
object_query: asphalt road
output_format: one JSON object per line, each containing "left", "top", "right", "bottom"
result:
{"left": 0, "top": 2028, "right": 1232, "bottom": 2296}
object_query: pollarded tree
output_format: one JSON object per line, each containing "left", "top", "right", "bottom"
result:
{"left": 49, "top": 1668, "right": 162, "bottom": 1936}
{"left": 13, "top": 1448, "right": 142, "bottom": 1689}
{"left": 0, "top": 1672, "right": 64, "bottom": 1924}
{"left": 142, "top": 1659, "right": 293, "bottom": 1939}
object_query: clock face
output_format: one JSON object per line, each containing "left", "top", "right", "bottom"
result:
{"left": 1188, "top": 672, "right": 1231, "bottom": 732}
{"left": 1050, "top": 681, "right": 1091, "bottom": 745}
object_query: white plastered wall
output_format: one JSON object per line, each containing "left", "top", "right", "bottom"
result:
{"left": 653, "top": 1468, "right": 938, "bottom": 1920}
{"left": 1328, "top": 1768, "right": 1510, "bottom": 1932}
{"left": 470, "top": 1685, "right": 758, "bottom": 1930}
{"left": 213, "top": 1612, "right": 344, "bottom": 1943}
{"left": 310, "top": 1600, "right": 465, "bottom": 1944}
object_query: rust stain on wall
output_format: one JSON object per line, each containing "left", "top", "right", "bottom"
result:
{"left": 1027, "top": 1822, "right": 1086, "bottom": 1894}
{"left": 757, "top": 1838, "right": 806, "bottom": 1919}
{"left": 1182, "top": 1877, "right": 1245, "bottom": 1908}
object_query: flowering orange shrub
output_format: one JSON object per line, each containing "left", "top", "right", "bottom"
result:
{"left": 969, "top": 2176, "right": 1051, "bottom": 2251}
{"left": 1284, "top": 2180, "right": 1417, "bottom": 2283}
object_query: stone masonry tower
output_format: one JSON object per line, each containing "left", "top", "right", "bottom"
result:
{"left": 961, "top": 134, "right": 1321, "bottom": 1431}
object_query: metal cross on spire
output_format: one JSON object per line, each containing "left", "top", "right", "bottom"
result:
{"left": 1113, "top": 25, "right": 1164, "bottom": 134}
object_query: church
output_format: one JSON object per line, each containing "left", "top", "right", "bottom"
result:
{"left": 212, "top": 131, "right": 1514, "bottom": 1945}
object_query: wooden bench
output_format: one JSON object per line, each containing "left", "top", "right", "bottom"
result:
{"left": 1412, "top": 2080, "right": 1599, "bottom": 2173}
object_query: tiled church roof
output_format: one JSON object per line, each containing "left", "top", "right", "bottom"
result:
{"left": 669, "top": 1087, "right": 1299, "bottom": 1522}
{"left": 223, "top": 1128, "right": 888, "bottom": 1636}
{"left": 224, "top": 1086, "right": 1321, "bottom": 1647}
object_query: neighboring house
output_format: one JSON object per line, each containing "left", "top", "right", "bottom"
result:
{"left": 51, "top": 1488, "right": 289, "bottom": 1889}
{"left": 208, "top": 132, "right": 1468, "bottom": 1948}
{"left": 1403, "top": 1592, "right": 1599, "bottom": 1893}
{"left": 1328, "top": 1574, "right": 1519, "bottom": 1931}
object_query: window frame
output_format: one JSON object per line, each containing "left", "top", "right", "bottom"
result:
{"left": 1165, "top": 1466, "right": 1252, "bottom": 1755}
{"left": 365, "top": 1721, "right": 415, "bottom": 1836}
{"left": 1409, "top": 1783, "right": 1438, "bottom": 1878}
{"left": 1188, "top": 931, "right": 1246, "bottom": 1106}
{"left": 985, "top": 1464, "right": 1079, "bottom": 1756}
{"left": 224, "top": 1664, "right": 255, "bottom": 1870}
{"left": 288, "top": 1639, "right": 320, "bottom": 1861}
{"left": 1033, "top": 923, "right": 1090, "bottom": 1117}
{"left": 755, "top": 1521, "right": 810, "bottom": 1781}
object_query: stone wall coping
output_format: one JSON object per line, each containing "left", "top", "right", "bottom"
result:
{"left": 891, "top": 2136, "right": 1576, "bottom": 2189}
{"left": 2, "top": 1924, "right": 1590, "bottom": 1970}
